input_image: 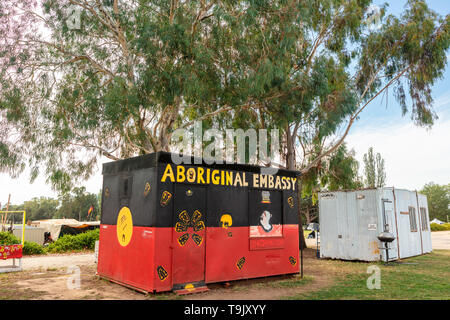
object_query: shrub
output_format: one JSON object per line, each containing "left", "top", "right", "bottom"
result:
{"left": 22, "top": 241, "right": 45, "bottom": 255}
{"left": 430, "top": 223, "right": 450, "bottom": 231}
{"left": 0, "top": 232, "right": 20, "bottom": 245}
{"left": 46, "top": 228, "right": 99, "bottom": 253}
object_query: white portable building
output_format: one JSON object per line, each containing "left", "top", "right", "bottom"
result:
{"left": 318, "top": 188, "right": 432, "bottom": 262}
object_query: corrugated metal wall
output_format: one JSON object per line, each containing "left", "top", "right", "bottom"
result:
{"left": 13, "top": 227, "right": 45, "bottom": 245}
{"left": 319, "top": 188, "right": 432, "bottom": 262}
{"left": 393, "top": 189, "right": 422, "bottom": 259}
{"left": 319, "top": 190, "right": 381, "bottom": 261}
{"left": 417, "top": 193, "right": 432, "bottom": 253}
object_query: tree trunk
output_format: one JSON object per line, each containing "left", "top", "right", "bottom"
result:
{"left": 286, "top": 127, "right": 307, "bottom": 250}
{"left": 305, "top": 207, "right": 311, "bottom": 224}
{"left": 285, "top": 126, "right": 296, "bottom": 171}
{"left": 296, "top": 178, "right": 307, "bottom": 250}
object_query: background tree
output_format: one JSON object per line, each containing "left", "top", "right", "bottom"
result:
{"left": 0, "top": 1, "right": 448, "bottom": 193}
{"left": 55, "top": 187, "right": 99, "bottom": 221}
{"left": 6, "top": 197, "right": 59, "bottom": 221}
{"left": 420, "top": 182, "right": 450, "bottom": 222}
{"left": 299, "top": 143, "right": 362, "bottom": 224}
{"left": 363, "top": 147, "right": 386, "bottom": 188}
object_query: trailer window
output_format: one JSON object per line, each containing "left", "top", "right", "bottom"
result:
{"left": 408, "top": 207, "right": 417, "bottom": 232}
{"left": 420, "top": 207, "right": 428, "bottom": 231}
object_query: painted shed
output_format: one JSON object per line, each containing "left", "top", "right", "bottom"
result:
{"left": 318, "top": 188, "right": 432, "bottom": 262}
{"left": 97, "top": 151, "right": 301, "bottom": 293}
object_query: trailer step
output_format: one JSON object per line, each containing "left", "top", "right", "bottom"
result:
{"left": 173, "top": 282, "right": 209, "bottom": 295}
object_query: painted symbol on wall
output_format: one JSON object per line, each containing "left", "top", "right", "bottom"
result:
{"left": 236, "top": 257, "right": 246, "bottom": 270}
{"left": 287, "top": 196, "right": 294, "bottom": 208}
{"left": 160, "top": 191, "right": 172, "bottom": 207}
{"left": 289, "top": 256, "right": 297, "bottom": 266}
{"left": 175, "top": 210, "right": 205, "bottom": 246}
{"left": 177, "top": 233, "right": 189, "bottom": 246}
{"left": 157, "top": 265, "right": 168, "bottom": 281}
{"left": 191, "top": 233, "right": 203, "bottom": 246}
{"left": 261, "top": 191, "right": 271, "bottom": 203}
{"left": 144, "top": 182, "right": 151, "bottom": 197}
{"left": 104, "top": 187, "right": 110, "bottom": 198}
{"left": 220, "top": 214, "right": 233, "bottom": 229}
{"left": 259, "top": 210, "right": 273, "bottom": 232}
{"left": 116, "top": 207, "right": 133, "bottom": 247}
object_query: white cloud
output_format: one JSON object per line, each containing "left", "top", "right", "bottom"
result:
{"left": 346, "top": 113, "right": 450, "bottom": 190}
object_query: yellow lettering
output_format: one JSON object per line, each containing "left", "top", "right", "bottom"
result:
{"left": 177, "top": 166, "right": 186, "bottom": 182}
{"left": 212, "top": 170, "right": 220, "bottom": 185}
{"left": 243, "top": 173, "right": 249, "bottom": 186}
{"left": 221, "top": 170, "right": 225, "bottom": 185}
{"left": 206, "top": 168, "right": 211, "bottom": 184}
{"left": 291, "top": 177, "right": 297, "bottom": 190}
{"left": 281, "top": 177, "right": 287, "bottom": 189}
{"left": 275, "top": 176, "right": 281, "bottom": 189}
{"left": 234, "top": 173, "right": 243, "bottom": 187}
{"left": 268, "top": 175, "right": 274, "bottom": 188}
{"left": 226, "top": 171, "right": 233, "bottom": 185}
{"left": 197, "top": 167, "right": 205, "bottom": 184}
{"left": 285, "top": 177, "right": 291, "bottom": 190}
{"left": 260, "top": 175, "right": 267, "bottom": 188}
{"left": 186, "top": 167, "right": 196, "bottom": 183}
{"left": 253, "top": 174, "right": 259, "bottom": 188}
{"left": 161, "top": 164, "right": 175, "bottom": 182}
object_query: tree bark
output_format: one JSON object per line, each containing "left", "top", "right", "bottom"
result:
{"left": 296, "top": 178, "right": 308, "bottom": 250}
{"left": 286, "top": 127, "right": 308, "bottom": 249}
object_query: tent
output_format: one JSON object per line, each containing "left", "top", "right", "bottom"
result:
{"left": 32, "top": 219, "right": 100, "bottom": 240}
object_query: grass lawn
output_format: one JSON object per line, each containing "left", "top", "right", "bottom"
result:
{"left": 284, "top": 249, "right": 450, "bottom": 300}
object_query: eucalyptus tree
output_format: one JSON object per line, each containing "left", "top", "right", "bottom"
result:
{"left": 224, "top": 0, "right": 450, "bottom": 174}
{"left": 0, "top": 0, "right": 261, "bottom": 191}
{"left": 363, "top": 147, "right": 386, "bottom": 188}
{"left": 0, "top": 0, "right": 449, "bottom": 196}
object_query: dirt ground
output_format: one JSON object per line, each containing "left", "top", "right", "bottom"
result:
{"left": 0, "top": 248, "right": 350, "bottom": 300}
{"left": 3, "top": 233, "right": 448, "bottom": 300}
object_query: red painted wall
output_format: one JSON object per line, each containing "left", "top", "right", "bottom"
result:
{"left": 98, "top": 224, "right": 299, "bottom": 292}
{"left": 97, "top": 225, "right": 155, "bottom": 292}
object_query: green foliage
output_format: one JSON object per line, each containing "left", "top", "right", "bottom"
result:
{"left": 46, "top": 229, "right": 99, "bottom": 253}
{"left": 0, "top": 232, "right": 20, "bottom": 245}
{"left": 22, "top": 240, "right": 45, "bottom": 255}
{"left": 0, "top": 0, "right": 449, "bottom": 192}
{"left": 5, "top": 187, "right": 100, "bottom": 222}
{"left": 8, "top": 197, "right": 59, "bottom": 221}
{"left": 363, "top": 147, "right": 386, "bottom": 188}
{"left": 420, "top": 182, "right": 450, "bottom": 221}
{"left": 302, "top": 143, "right": 362, "bottom": 198}
{"left": 55, "top": 187, "right": 100, "bottom": 221}
{"left": 430, "top": 223, "right": 450, "bottom": 232}
{"left": 300, "top": 143, "right": 362, "bottom": 223}
{"left": 284, "top": 250, "right": 450, "bottom": 300}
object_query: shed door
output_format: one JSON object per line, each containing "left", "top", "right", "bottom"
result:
{"left": 172, "top": 184, "right": 206, "bottom": 285}
{"left": 382, "top": 199, "right": 398, "bottom": 260}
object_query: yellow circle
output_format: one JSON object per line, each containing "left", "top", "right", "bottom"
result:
{"left": 117, "top": 207, "right": 133, "bottom": 247}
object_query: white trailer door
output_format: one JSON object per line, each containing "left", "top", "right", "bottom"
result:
{"left": 381, "top": 197, "right": 398, "bottom": 261}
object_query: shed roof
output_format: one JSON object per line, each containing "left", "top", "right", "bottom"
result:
{"left": 102, "top": 151, "right": 301, "bottom": 177}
